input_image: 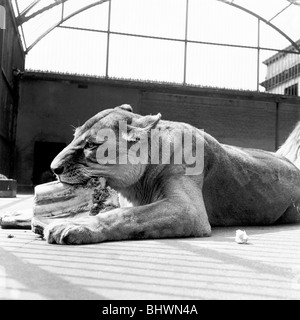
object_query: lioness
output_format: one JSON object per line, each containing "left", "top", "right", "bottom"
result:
{"left": 46, "top": 104, "right": 300, "bottom": 245}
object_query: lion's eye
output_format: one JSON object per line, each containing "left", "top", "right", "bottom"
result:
{"left": 84, "top": 142, "right": 98, "bottom": 150}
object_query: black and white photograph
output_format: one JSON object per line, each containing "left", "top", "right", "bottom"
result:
{"left": 0, "top": 0, "right": 300, "bottom": 302}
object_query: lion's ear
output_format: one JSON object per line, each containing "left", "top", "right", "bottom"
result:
{"left": 132, "top": 113, "right": 161, "bottom": 130}
{"left": 115, "top": 104, "right": 133, "bottom": 113}
{"left": 123, "top": 113, "right": 161, "bottom": 142}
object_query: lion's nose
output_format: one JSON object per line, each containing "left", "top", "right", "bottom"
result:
{"left": 52, "top": 166, "right": 65, "bottom": 176}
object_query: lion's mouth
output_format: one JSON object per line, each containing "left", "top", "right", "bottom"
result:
{"left": 57, "top": 172, "right": 91, "bottom": 186}
{"left": 57, "top": 170, "right": 107, "bottom": 188}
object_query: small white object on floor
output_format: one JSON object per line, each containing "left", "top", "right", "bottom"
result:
{"left": 0, "top": 210, "right": 32, "bottom": 229}
{"left": 235, "top": 230, "right": 249, "bottom": 244}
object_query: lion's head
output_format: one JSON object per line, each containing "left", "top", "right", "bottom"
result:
{"left": 50, "top": 105, "right": 161, "bottom": 190}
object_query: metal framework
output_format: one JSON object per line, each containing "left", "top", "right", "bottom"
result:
{"left": 25, "top": 0, "right": 109, "bottom": 53}
{"left": 217, "top": 0, "right": 300, "bottom": 54}
{"left": 12, "top": 0, "right": 300, "bottom": 91}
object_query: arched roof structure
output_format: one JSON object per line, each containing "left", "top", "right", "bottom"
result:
{"left": 12, "top": 0, "right": 300, "bottom": 54}
{"left": 9, "top": 0, "right": 300, "bottom": 91}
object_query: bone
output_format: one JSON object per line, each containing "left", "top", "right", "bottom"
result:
{"left": 32, "top": 178, "right": 118, "bottom": 236}
{"left": 32, "top": 181, "right": 95, "bottom": 235}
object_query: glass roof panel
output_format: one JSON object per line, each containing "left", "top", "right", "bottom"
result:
{"left": 187, "top": 43, "right": 258, "bottom": 90}
{"left": 25, "top": 26, "right": 108, "bottom": 76}
{"left": 189, "top": 0, "right": 258, "bottom": 47}
{"left": 109, "top": 34, "right": 185, "bottom": 83}
{"left": 110, "top": 0, "right": 186, "bottom": 39}
{"left": 260, "top": 22, "right": 290, "bottom": 51}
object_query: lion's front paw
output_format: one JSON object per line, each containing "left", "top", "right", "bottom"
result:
{"left": 44, "top": 221, "right": 96, "bottom": 245}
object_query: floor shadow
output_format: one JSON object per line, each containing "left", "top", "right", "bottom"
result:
{"left": 0, "top": 246, "right": 107, "bottom": 300}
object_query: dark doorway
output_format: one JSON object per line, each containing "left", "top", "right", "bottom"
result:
{"left": 33, "top": 142, "right": 66, "bottom": 185}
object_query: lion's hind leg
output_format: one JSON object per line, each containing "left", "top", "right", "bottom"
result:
{"left": 275, "top": 203, "right": 300, "bottom": 225}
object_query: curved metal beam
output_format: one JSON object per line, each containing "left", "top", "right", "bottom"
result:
{"left": 25, "top": 0, "right": 110, "bottom": 54}
{"left": 19, "top": 0, "right": 41, "bottom": 17}
{"left": 217, "top": 0, "right": 300, "bottom": 53}
{"left": 287, "top": 0, "right": 300, "bottom": 6}
{"left": 17, "top": 0, "right": 68, "bottom": 25}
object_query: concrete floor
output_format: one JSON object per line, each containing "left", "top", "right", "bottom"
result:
{"left": 0, "top": 195, "right": 300, "bottom": 300}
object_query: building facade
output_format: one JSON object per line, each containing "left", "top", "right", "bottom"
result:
{"left": 261, "top": 40, "right": 300, "bottom": 96}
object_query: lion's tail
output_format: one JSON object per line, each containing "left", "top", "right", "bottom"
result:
{"left": 276, "top": 121, "right": 300, "bottom": 170}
